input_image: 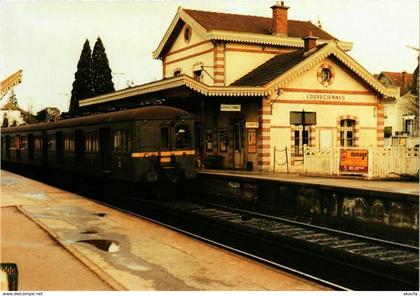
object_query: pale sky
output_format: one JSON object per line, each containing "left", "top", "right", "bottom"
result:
{"left": 1, "top": 0, "right": 419, "bottom": 113}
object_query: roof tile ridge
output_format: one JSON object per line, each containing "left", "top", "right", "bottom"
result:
{"left": 183, "top": 7, "right": 270, "bottom": 19}
{"left": 183, "top": 8, "right": 316, "bottom": 24}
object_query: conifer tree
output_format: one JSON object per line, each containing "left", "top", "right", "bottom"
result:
{"left": 69, "top": 39, "right": 93, "bottom": 116}
{"left": 91, "top": 37, "right": 114, "bottom": 96}
{"left": 8, "top": 89, "right": 19, "bottom": 108}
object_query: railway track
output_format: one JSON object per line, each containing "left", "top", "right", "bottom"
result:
{"left": 101, "top": 197, "right": 418, "bottom": 291}
{"left": 4, "top": 166, "right": 417, "bottom": 290}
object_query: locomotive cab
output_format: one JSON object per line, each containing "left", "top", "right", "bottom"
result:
{"left": 134, "top": 116, "right": 196, "bottom": 183}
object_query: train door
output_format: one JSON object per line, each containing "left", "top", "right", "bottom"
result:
{"left": 16, "top": 135, "right": 21, "bottom": 160}
{"left": 99, "top": 127, "right": 111, "bottom": 171}
{"left": 56, "top": 131, "right": 64, "bottom": 165}
{"left": 42, "top": 131, "right": 48, "bottom": 166}
{"left": 5, "top": 135, "right": 10, "bottom": 159}
{"left": 28, "top": 134, "right": 34, "bottom": 161}
{"left": 233, "top": 122, "right": 244, "bottom": 168}
{"left": 75, "top": 129, "right": 84, "bottom": 168}
{"left": 194, "top": 122, "right": 202, "bottom": 165}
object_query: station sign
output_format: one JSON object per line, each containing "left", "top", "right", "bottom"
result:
{"left": 220, "top": 104, "right": 241, "bottom": 112}
{"left": 339, "top": 149, "right": 368, "bottom": 173}
{"left": 245, "top": 121, "right": 259, "bottom": 129}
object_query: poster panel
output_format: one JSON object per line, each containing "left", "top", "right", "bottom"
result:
{"left": 340, "top": 149, "right": 368, "bottom": 173}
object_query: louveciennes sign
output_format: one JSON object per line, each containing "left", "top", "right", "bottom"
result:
{"left": 306, "top": 93, "right": 346, "bottom": 101}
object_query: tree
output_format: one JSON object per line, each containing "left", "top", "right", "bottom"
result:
{"left": 91, "top": 37, "right": 114, "bottom": 96}
{"left": 37, "top": 107, "right": 60, "bottom": 122}
{"left": 8, "top": 89, "right": 19, "bottom": 107}
{"left": 70, "top": 39, "right": 93, "bottom": 116}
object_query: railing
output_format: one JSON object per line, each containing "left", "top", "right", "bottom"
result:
{"left": 303, "top": 147, "right": 339, "bottom": 175}
{"left": 273, "top": 146, "right": 289, "bottom": 173}
{"left": 304, "top": 146, "right": 419, "bottom": 178}
{"left": 369, "top": 147, "right": 419, "bottom": 177}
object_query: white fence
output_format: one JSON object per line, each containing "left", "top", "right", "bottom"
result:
{"left": 304, "top": 146, "right": 419, "bottom": 178}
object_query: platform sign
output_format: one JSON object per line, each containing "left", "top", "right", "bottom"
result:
{"left": 340, "top": 149, "right": 368, "bottom": 173}
{"left": 220, "top": 104, "right": 241, "bottom": 112}
{"left": 245, "top": 121, "right": 259, "bottom": 129}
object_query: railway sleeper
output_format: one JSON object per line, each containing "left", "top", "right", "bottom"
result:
{"left": 311, "top": 237, "right": 341, "bottom": 245}
{"left": 267, "top": 226, "right": 298, "bottom": 233}
{"left": 290, "top": 230, "right": 320, "bottom": 239}
{"left": 269, "top": 228, "right": 303, "bottom": 236}
{"left": 392, "top": 259, "right": 419, "bottom": 268}
{"left": 193, "top": 208, "right": 228, "bottom": 215}
{"left": 295, "top": 233, "right": 332, "bottom": 242}
{"left": 332, "top": 241, "right": 367, "bottom": 249}
{"left": 213, "top": 214, "right": 242, "bottom": 220}
{"left": 348, "top": 245, "right": 384, "bottom": 254}
{"left": 379, "top": 253, "right": 417, "bottom": 262}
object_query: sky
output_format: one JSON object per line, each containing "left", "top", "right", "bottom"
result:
{"left": 1, "top": 0, "right": 419, "bottom": 113}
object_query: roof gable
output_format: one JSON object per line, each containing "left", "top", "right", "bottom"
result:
{"left": 153, "top": 7, "right": 352, "bottom": 59}
{"left": 232, "top": 44, "right": 327, "bottom": 86}
{"left": 232, "top": 42, "right": 397, "bottom": 98}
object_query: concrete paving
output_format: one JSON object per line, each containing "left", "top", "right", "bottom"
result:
{"left": 200, "top": 169, "right": 419, "bottom": 196}
{"left": 0, "top": 169, "right": 329, "bottom": 291}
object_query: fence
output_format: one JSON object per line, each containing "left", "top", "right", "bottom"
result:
{"left": 273, "top": 146, "right": 289, "bottom": 173}
{"left": 303, "top": 146, "right": 419, "bottom": 178}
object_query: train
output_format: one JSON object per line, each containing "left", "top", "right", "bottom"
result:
{"left": 1, "top": 106, "right": 197, "bottom": 183}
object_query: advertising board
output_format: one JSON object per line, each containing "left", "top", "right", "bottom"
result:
{"left": 339, "top": 149, "right": 368, "bottom": 173}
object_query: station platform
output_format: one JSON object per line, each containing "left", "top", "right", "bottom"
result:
{"left": 199, "top": 169, "right": 419, "bottom": 197}
{"left": 0, "top": 169, "right": 328, "bottom": 291}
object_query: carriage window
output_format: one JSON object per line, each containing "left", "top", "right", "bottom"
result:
{"left": 34, "top": 136, "right": 43, "bottom": 150}
{"left": 161, "top": 127, "right": 169, "bottom": 149}
{"left": 85, "top": 132, "right": 99, "bottom": 152}
{"left": 113, "top": 130, "right": 129, "bottom": 152}
{"left": 20, "top": 136, "right": 28, "bottom": 150}
{"left": 10, "top": 136, "right": 16, "bottom": 149}
{"left": 34, "top": 137, "right": 40, "bottom": 150}
{"left": 64, "top": 134, "right": 75, "bottom": 151}
{"left": 175, "top": 124, "right": 191, "bottom": 149}
{"left": 48, "top": 135, "right": 56, "bottom": 150}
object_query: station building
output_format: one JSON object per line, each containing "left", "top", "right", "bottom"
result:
{"left": 80, "top": 2, "right": 397, "bottom": 172}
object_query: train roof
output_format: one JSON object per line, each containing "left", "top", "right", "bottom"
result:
{"left": 1, "top": 106, "right": 193, "bottom": 133}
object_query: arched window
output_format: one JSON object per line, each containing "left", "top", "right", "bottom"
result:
{"left": 340, "top": 119, "right": 355, "bottom": 147}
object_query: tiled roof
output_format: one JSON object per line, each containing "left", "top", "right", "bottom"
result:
{"left": 378, "top": 71, "right": 414, "bottom": 95}
{"left": 1, "top": 102, "right": 20, "bottom": 111}
{"left": 231, "top": 44, "right": 327, "bottom": 86}
{"left": 381, "top": 72, "right": 413, "bottom": 87}
{"left": 184, "top": 9, "right": 337, "bottom": 40}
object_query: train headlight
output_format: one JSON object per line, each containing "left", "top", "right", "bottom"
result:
{"left": 144, "top": 153, "right": 150, "bottom": 158}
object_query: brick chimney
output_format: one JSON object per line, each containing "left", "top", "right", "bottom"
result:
{"left": 271, "top": 1, "right": 289, "bottom": 36}
{"left": 402, "top": 70, "right": 408, "bottom": 87}
{"left": 303, "top": 32, "right": 318, "bottom": 52}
